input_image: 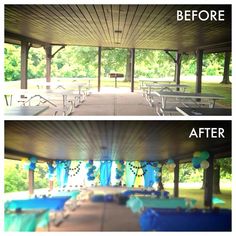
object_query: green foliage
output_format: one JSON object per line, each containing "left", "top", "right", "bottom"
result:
{"left": 4, "top": 160, "right": 49, "bottom": 193}
{"left": 4, "top": 44, "right": 231, "bottom": 82}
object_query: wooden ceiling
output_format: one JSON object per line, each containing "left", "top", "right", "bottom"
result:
{"left": 5, "top": 5, "right": 231, "bottom": 51}
{"left": 5, "top": 121, "right": 231, "bottom": 162}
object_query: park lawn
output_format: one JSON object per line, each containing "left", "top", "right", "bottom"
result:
{"left": 165, "top": 187, "right": 232, "bottom": 209}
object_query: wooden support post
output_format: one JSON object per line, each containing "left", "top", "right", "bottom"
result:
{"left": 45, "top": 45, "right": 52, "bottom": 83}
{"left": 158, "top": 166, "right": 164, "bottom": 190}
{"left": 204, "top": 154, "right": 214, "bottom": 208}
{"left": 175, "top": 52, "right": 181, "bottom": 88}
{"left": 98, "top": 47, "right": 102, "bottom": 92}
{"left": 29, "top": 169, "right": 34, "bottom": 196}
{"left": 196, "top": 49, "right": 203, "bottom": 93}
{"left": 173, "top": 160, "right": 179, "bottom": 197}
{"left": 221, "top": 52, "right": 231, "bottom": 84}
{"left": 49, "top": 180, "right": 54, "bottom": 191}
{"left": 21, "top": 41, "right": 30, "bottom": 89}
{"left": 130, "top": 48, "right": 135, "bottom": 92}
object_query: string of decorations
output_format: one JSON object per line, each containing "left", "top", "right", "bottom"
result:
{"left": 128, "top": 161, "right": 148, "bottom": 177}
{"left": 69, "top": 161, "right": 82, "bottom": 177}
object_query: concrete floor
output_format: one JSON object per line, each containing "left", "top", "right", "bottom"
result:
{"left": 39, "top": 88, "right": 157, "bottom": 116}
{"left": 49, "top": 200, "right": 140, "bottom": 231}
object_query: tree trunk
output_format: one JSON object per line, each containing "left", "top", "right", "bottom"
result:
{"left": 221, "top": 51, "right": 231, "bottom": 84}
{"left": 124, "top": 49, "right": 131, "bottom": 82}
{"left": 201, "top": 170, "right": 206, "bottom": 189}
{"left": 213, "top": 163, "right": 221, "bottom": 194}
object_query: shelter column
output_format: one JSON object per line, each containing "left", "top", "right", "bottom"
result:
{"left": 29, "top": 169, "right": 35, "bottom": 196}
{"left": 196, "top": 49, "right": 203, "bottom": 93}
{"left": 21, "top": 41, "right": 30, "bottom": 89}
{"left": 204, "top": 153, "right": 214, "bottom": 208}
{"left": 45, "top": 45, "right": 52, "bottom": 83}
{"left": 98, "top": 46, "right": 102, "bottom": 92}
{"left": 173, "top": 160, "right": 179, "bottom": 197}
{"left": 175, "top": 52, "right": 181, "bottom": 88}
{"left": 130, "top": 48, "right": 135, "bottom": 92}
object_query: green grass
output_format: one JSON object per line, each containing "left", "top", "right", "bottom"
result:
{"left": 165, "top": 187, "right": 231, "bottom": 209}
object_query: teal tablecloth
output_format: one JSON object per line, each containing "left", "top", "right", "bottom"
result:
{"left": 4, "top": 210, "right": 49, "bottom": 232}
{"left": 127, "top": 196, "right": 197, "bottom": 213}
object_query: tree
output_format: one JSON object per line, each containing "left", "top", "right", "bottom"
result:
{"left": 213, "top": 158, "right": 231, "bottom": 194}
{"left": 221, "top": 52, "right": 231, "bottom": 84}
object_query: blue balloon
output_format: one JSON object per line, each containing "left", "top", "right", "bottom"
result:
{"left": 29, "top": 162, "right": 36, "bottom": 170}
{"left": 193, "top": 163, "right": 201, "bottom": 169}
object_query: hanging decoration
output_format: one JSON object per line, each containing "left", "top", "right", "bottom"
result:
{"left": 115, "top": 160, "right": 125, "bottom": 180}
{"left": 86, "top": 160, "right": 96, "bottom": 181}
{"left": 192, "top": 151, "right": 210, "bottom": 169}
{"left": 128, "top": 161, "right": 147, "bottom": 177}
{"left": 166, "top": 159, "right": 176, "bottom": 172}
{"left": 55, "top": 160, "right": 71, "bottom": 187}
{"left": 69, "top": 161, "right": 82, "bottom": 177}
{"left": 21, "top": 157, "right": 37, "bottom": 170}
{"left": 47, "top": 162, "right": 56, "bottom": 180}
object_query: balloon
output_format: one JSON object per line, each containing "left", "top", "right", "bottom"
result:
{"left": 192, "top": 157, "right": 201, "bottom": 165}
{"left": 157, "top": 172, "right": 162, "bottom": 177}
{"left": 158, "top": 164, "right": 162, "bottom": 168}
{"left": 167, "top": 159, "right": 174, "bottom": 164}
{"left": 200, "top": 151, "right": 210, "bottom": 160}
{"left": 29, "top": 156, "right": 37, "bottom": 163}
{"left": 200, "top": 160, "right": 209, "bottom": 169}
{"left": 29, "top": 162, "right": 36, "bottom": 170}
{"left": 21, "top": 157, "right": 29, "bottom": 163}
{"left": 170, "top": 163, "right": 176, "bottom": 169}
{"left": 193, "top": 151, "right": 201, "bottom": 158}
{"left": 168, "top": 166, "right": 174, "bottom": 172}
{"left": 193, "top": 163, "right": 201, "bottom": 169}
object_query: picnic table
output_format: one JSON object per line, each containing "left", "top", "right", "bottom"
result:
{"left": 144, "top": 84, "right": 189, "bottom": 105}
{"left": 5, "top": 209, "right": 50, "bottom": 232}
{"left": 154, "top": 91, "right": 225, "bottom": 115}
{"left": 140, "top": 208, "right": 231, "bottom": 231}
{"left": 176, "top": 107, "right": 231, "bottom": 116}
{"left": 122, "top": 190, "right": 169, "bottom": 198}
{"left": 126, "top": 196, "right": 197, "bottom": 213}
{"left": 5, "top": 196, "right": 71, "bottom": 225}
{"left": 139, "top": 78, "right": 174, "bottom": 89}
{"left": 4, "top": 106, "right": 49, "bottom": 116}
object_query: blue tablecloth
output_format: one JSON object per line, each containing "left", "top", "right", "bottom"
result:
{"left": 122, "top": 190, "right": 169, "bottom": 198}
{"left": 140, "top": 208, "right": 231, "bottom": 231}
{"left": 5, "top": 196, "right": 71, "bottom": 211}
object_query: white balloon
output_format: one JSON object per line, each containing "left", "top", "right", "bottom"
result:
{"left": 200, "top": 160, "right": 209, "bottom": 169}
